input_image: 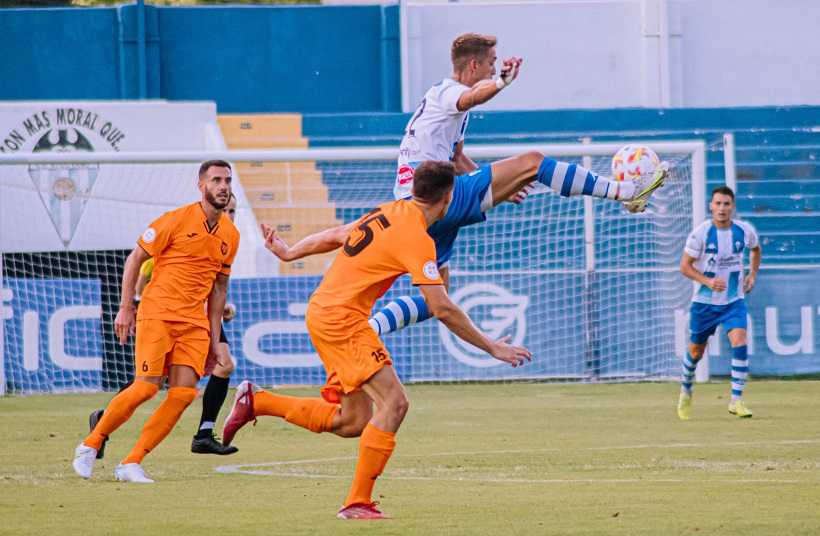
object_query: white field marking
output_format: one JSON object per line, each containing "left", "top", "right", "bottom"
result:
{"left": 216, "top": 439, "right": 820, "bottom": 483}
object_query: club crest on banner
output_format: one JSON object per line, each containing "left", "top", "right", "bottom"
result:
{"left": 1, "top": 107, "right": 130, "bottom": 249}
{"left": 29, "top": 129, "right": 99, "bottom": 247}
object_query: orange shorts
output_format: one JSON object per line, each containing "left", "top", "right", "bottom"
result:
{"left": 306, "top": 309, "right": 392, "bottom": 405}
{"left": 135, "top": 318, "right": 210, "bottom": 377}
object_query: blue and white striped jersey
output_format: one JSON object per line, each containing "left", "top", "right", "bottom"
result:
{"left": 684, "top": 219, "right": 759, "bottom": 305}
{"left": 395, "top": 79, "right": 470, "bottom": 200}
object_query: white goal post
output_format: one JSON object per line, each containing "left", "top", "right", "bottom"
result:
{"left": 1, "top": 141, "right": 705, "bottom": 395}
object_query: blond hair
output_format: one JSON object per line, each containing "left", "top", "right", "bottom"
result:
{"left": 451, "top": 33, "right": 497, "bottom": 72}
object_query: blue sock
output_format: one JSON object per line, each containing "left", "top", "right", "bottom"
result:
{"left": 369, "top": 296, "right": 430, "bottom": 336}
{"left": 680, "top": 352, "right": 697, "bottom": 397}
{"left": 730, "top": 345, "right": 748, "bottom": 403}
{"left": 537, "top": 156, "right": 627, "bottom": 200}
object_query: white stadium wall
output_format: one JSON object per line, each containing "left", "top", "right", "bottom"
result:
{"left": 401, "top": 0, "right": 820, "bottom": 111}
{"left": 0, "top": 101, "right": 274, "bottom": 278}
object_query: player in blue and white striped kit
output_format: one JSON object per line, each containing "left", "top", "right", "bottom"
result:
{"left": 371, "top": 32, "right": 668, "bottom": 336}
{"left": 677, "top": 186, "right": 761, "bottom": 420}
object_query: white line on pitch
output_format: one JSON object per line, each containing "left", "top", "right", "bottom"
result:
{"left": 216, "top": 438, "right": 820, "bottom": 483}
{"left": 218, "top": 470, "right": 814, "bottom": 485}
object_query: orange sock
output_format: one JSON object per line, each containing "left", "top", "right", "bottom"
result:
{"left": 122, "top": 387, "right": 197, "bottom": 465}
{"left": 84, "top": 380, "right": 159, "bottom": 451}
{"left": 254, "top": 391, "right": 337, "bottom": 433}
{"left": 344, "top": 423, "right": 396, "bottom": 507}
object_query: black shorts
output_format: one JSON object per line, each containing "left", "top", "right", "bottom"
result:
{"left": 219, "top": 325, "right": 228, "bottom": 345}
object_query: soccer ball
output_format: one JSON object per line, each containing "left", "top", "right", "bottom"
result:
{"left": 611, "top": 145, "right": 659, "bottom": 182}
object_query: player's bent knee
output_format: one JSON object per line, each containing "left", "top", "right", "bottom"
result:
{"left": 519, "top": 151, "right": 544, "bottom": 176}
{"left": 213, "top": 360, "right": 234, "bottom": 377}
{"left": 389, "top": 396, "right": 410, "bottom": 422}
{"left": 689, "top": 343, "right": 706, "bottom": 361}
{"left": 727, "top": 328, "right": 747, "bottom": 346}
{"left": 689, "top": 350, "right": 704, "bottom": 361}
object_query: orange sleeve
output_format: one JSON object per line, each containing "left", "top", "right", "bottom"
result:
{"left": 400, "top": 228, "right": 443, "bottom": 286}
{"left": 137, "top": 211, "right": 176, "bottom": 257}
{"left": 219, "top": 227, "right": 240, "bottom": 276}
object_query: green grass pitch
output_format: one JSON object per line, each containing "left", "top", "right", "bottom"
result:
{"left": 1, "top": 380, "right": 819, "bottom": 535}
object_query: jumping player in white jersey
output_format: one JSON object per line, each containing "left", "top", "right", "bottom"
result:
{"left": 677, "top": 186, "right": 761, "bottom": 420}
{"left": 371, "top": 32, "right": 669, "bottom": 337}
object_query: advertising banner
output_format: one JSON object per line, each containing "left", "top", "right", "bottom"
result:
{"left": 3, "top": 278, "right": 102, "bottom": 393}
{"left": 4, "top": 268, "right": 818, "bottom": 393}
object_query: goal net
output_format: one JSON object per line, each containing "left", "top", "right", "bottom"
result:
{"left": 0, "top": 142, "right": 705, "bottom": 394}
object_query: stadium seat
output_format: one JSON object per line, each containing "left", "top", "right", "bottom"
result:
{"left": 218, "top": 114, "right": 342, "bottom": 274}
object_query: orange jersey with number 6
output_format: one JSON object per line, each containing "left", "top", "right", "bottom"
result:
{"left": 136, "top": 202, "right": 239, "bottom": 330}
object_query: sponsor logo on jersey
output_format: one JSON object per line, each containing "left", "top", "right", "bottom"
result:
{"left": 397, "top": 164, "right": 415, "bottom": 186}
{"left": 716, "top": 257, "right": 741, "bottom": 270}
{"left": 399, "top": 147, "right": 423, "bottom": 159}
{"left": 141, "top": 228, "right": 157, "bottom": 243}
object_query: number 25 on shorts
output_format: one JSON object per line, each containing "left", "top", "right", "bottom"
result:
{"left": 372, "top": 349, "right": 388, "bottom": 363}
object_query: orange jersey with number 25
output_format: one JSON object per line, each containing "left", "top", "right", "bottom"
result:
{"left": 309, "top": 199, "right": 443, "bottom": 331}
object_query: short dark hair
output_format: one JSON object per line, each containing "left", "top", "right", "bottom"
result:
{"left": 413, "top": 161, "right": 455, "bottom": 205}
{"left": 199, "top": 160, "right": 231, "bottom": 179}
{"left": 711, "top": 185, "right": 735, "bottom": 201}
{"left": 451, "top": 33, "right": 497, "bottom": 72}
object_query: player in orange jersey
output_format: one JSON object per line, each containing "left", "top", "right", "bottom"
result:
{"left": 222, "top": 161, "right": 531, "bottom": 519}
{"left": 88, "top": 193, "right": 241, "bottom": 459}
{"left": 72, "top": 160, "right": 240, "bottom": 483}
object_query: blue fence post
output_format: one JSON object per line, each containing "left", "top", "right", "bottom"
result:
{"left": 380, "top": 5, "right": 401, "bottom": 112}
{"left": 137, "top": 0, "right": 147, "bottom": 100}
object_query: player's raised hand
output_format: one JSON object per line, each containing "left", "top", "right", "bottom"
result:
{"left": 261, "top": 222, "right": 291, "bottom": 260}
{"left": 491, "top": 334, "right": 532, "bottom": 368}
{"left": 708, "top": 277, "right": 727, "bottom": 292}
{"left": 114, "top": 305, "right": 136, "bottom": 344}
{"left": 497, "top": 57, "right": 523, "bottom": 88}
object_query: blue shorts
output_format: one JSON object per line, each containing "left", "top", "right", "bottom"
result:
{"left": 424, "top": 165, "right": 493, "bottom": 265}
{"left": 689, "top": 300, "right": 748, "bottom": 344}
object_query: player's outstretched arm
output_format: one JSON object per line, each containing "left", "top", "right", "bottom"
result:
{"left": 261, "top": 221, "right": 354, "bottom": 261}
{"left": 419, "top": 284, "right": 531, "bottom": 367}
{"left": 114, "top": 246, "right": 151, "bottom": 344}
{"left": 456, "top": 57, "right": 522, "bottom": 112}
